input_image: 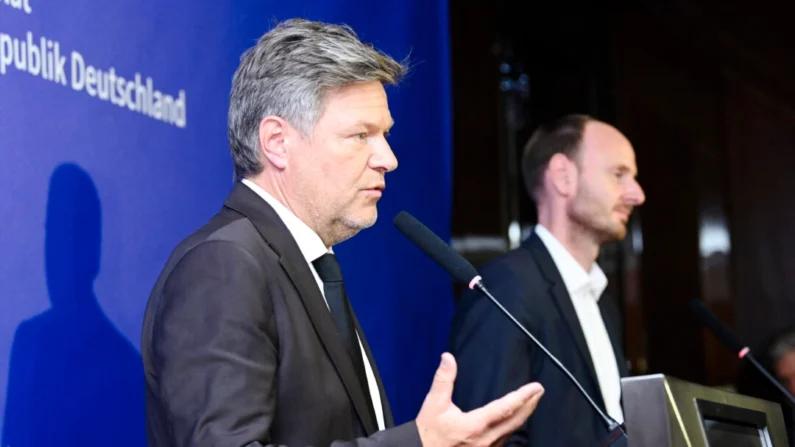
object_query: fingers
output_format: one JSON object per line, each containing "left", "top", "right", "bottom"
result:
{"left": 425, "top": 352, "right": 458, "bottom": 408}
{"left": 483, "top": 383, "right": 544, "bottom": 446}
{"left": 465, "top": 382, "right": 544, "bottom": 443}
{"left": 481, "top": 387, "right": 543, "bottom": 446}
{"left": 506, "top": 386, "right": 543, "bottom": 429}
{"left": 473, "top": 383, "right": 543, "bottom": 422}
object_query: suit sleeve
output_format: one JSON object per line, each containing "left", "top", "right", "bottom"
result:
{"left": 449, "top": 275, "right": 539, "bottom": 446}
{"left": 151, "top": 240, "right": 422, "bottom": 447}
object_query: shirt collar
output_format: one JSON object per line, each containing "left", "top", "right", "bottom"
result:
{"left": 534, "top": 224, "right": 608, "bottom": 301}
{"left": 241, "top": 179, "right": 331, "bottom": 264}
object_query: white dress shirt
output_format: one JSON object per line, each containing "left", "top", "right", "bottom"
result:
{"left": 242, "top": 179, "right": 386, "bottom": 430}
{"left": 534, "top": 224, "right": 625, "bottom": 424}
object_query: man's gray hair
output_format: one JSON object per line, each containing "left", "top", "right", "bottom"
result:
{"left": 227, "top": 18, "right": 408, "bottom": 179}
{"left": 770, "top": 329, "right": 795, "bottom": 362}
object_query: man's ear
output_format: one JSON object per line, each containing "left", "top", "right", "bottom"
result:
{"left": 258, "top": 116, "right": 290, "bottom": 170}
{"left": 547, "top": 153, "right": 577, "bottom": 197}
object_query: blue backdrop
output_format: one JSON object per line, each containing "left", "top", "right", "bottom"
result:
{"left": 0, "top": 1, "right": 452, "bottom": 444}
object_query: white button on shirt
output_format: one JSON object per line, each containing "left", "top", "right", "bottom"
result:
{"left": 241, "top": 179, "right": 386, "bottom": 431}
{"left": 534, "top": 224, "right": 625, "bottom": 424}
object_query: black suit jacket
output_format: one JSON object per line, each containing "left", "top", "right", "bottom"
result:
{"left": 141, "top": 183, "right": 420, "bottom": 446}
{"left": 449, "top": 232, "right": 628, "bottom": 447}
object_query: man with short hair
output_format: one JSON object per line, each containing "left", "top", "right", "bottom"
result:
{"left": 141, "top": 18, "right": 544, "bottom": 447}
{"left": 450, "top": 114, "right": 645, "bottom": 446}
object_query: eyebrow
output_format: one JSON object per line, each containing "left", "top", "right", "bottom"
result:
{"left": 350, "top": 119, "right": 394, "bottom": 132}
{"left": 613, "top": 164, "right": 638, "bottom": 176}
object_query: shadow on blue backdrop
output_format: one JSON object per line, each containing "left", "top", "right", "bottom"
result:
{"left": 2, "top": 163, "right": 145, "bottom": 447}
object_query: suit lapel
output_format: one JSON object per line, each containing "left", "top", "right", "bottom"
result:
{"left": 524, "top": 232, "right": 603, "bottom": 405}
{"left": 223, "top": 183, "right": 379, "bottom": 435}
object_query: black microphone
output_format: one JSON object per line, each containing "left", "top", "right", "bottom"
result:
{"left": 690, "top": 299, "right": 795, "bottom": 406}
{"left": 393, "top": 211, "right": 627, "bottom": 442}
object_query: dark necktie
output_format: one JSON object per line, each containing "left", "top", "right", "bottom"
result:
{"left": 312, "top": 253, "right": 376, "bottom": 423}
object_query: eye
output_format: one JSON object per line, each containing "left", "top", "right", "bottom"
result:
{"left": 613, "top": 169, "right": 630, "bottom": 181}
{"left": 353, "top": 132, "right": 367, "bottom": 141}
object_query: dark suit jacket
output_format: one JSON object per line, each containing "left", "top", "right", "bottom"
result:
{"left": 449, "top": 232, "right": 628, "bottom": 447}
{"left": 141, "top": 183, "right": 420, "bottom": 446}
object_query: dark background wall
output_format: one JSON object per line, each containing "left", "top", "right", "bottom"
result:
{"left": 449, "top": 0, "right": 795, "bottom": 387}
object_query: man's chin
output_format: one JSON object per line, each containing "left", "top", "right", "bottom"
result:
{"left": 596, "top": 223, "right": 627, "bottom": 243}
{"left": 613, "top": 223, "right": 628, "bottom": 240}
{"left": 343, "top": 210, "right": 378, "bottom": 230}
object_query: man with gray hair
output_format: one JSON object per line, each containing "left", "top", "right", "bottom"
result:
{"left": 141, "top": 18, "right": 544, "bottom": 447}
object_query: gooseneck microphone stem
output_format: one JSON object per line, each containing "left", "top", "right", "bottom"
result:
{"left": 393, "top": 211, "right": 626, "bottom": 442}
{"left": 473, "top": 280, "right": 625, "bottom": 434}
{"left": 746, "top": 352, "right": 795, "bottom": 406}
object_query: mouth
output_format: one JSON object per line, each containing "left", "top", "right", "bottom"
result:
{"left": 362, "top": 184, "right": 385, "bottom": 197}
{"left": 615, "top": 209, "right": 632, "bottom": 222}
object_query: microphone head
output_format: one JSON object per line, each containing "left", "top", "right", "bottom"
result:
{"left": 690, "top": 299, "right": 746, "bottom": 353}
{"left": 393, "top": 211, "right": 479, "bottom": 285}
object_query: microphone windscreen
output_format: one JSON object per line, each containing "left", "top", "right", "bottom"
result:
{"left": 393, "top": 211, "right": 479, "bottom": 285}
